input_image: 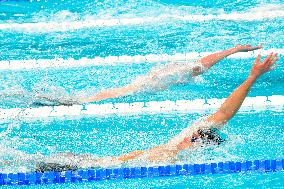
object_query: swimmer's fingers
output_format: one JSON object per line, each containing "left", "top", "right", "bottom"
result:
{"left": 267, "top": 58, "right": 279, "bottom": 70}
{"left": 254, "top": 54, "right": 262, "bottom": 64}
{"left": 249, "top": 44, "right": 262, "bottom": 51}
{"left": 262, "top": 53, "right": 273, "bottom": 65}
{"left": 251, "top": 53, "right": 279, "bottom": 76}
{"left": 236, "top": 44, "right": 262, "bottom": 52}
{"left": 264, "top": 53, "right": 278, "bottom": 68}
{"left": 257, "top": 44, "right": 263, "bottom": 49}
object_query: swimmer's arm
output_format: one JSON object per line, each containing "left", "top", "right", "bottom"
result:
{"left": 80, "top": 84, "right": 138, "bottom": 103}
{"left": 206, "top": 75, "right": 257, "bottom": 126}
{"left": 194, "top": 44, "right": 262, "bottom": 74}
{"left": 206, "top": 53, "right": 279, "bottom": 127}
{"left": 115, "top": 150, "right": 145, "bottom": 162}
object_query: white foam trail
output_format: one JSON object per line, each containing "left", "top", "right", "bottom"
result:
{"left": 0, "top": 95, "right": 283, "bottom": 120}
{"left": 0, "top": 123, "right": 19, "bottom": 138}
{"left": 0, "top": 49, "right": 282, "bottom": 70}
{"left": 0, "top": 7, "right": 284, "bottom": 32}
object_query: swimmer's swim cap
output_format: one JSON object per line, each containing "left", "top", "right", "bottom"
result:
{"left": 197, "top": 128, "right": 227, "bottom": 145}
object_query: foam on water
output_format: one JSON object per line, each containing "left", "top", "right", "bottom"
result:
{"left": 0, "top": 83, "right": 94, "bottom": 108}
{"left": 1, "top": 3, "right": 284, "bottom": 32}
{"left": 0, "top": 143, "right": 43, "bottom": 173}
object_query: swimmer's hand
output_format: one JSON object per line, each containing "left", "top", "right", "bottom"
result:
{"left": 235, "top": 44, "right": 262, "bottom": 52}
{"left": 250, "top": 53, "right": 279, "bottom": 78}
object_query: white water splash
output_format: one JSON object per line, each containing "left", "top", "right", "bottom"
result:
{"left": 0, "top": 4, "right": 283, "bottom": 32}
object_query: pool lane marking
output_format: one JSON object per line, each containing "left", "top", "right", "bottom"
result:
{"left": 0, "top": 159, "right": 283, "bottom": 186}
{"left": 0, "top": 9, "right": 284, "bottom": 32}
{"left": 0, "top": 49, "right": 283, "bottom": 70}
{"left": 0, "top": 95, "right": 283, "bottom": 120}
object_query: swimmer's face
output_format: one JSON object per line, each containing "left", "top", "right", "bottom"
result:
{"left": 176, "top": 137, "right": 193, "bottom": 150}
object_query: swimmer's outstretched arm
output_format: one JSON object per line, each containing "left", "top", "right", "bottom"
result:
{"left": 80, "top": 83, "right": 138, "bottom": 103}
{"left": 194, "top": 44, "right": 262, "bottom": 75}
{"left": 80, "top": 44, "right": 262, "bottom": 104}
{"left": 206, "top": 53, "right": 279, "bottom": 126}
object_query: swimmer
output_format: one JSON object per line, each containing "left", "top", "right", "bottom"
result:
{"left": 33, "top": 44, "right": 261, "bottom": 106}
{"left": 35, "top": 53, "right": 279, "bottom": 172}
{"left": 80, "top": 44, "right": 262, "bottom": 103}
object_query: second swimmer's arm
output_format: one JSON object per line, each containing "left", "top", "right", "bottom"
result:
{"left": 196, "top": 44, "right": 262, "bottom": 72}
{"left": 80, "top": 84, "right": 138, "bottom": 103}
{"left": 206, "top": 53, "right": 279, "bottom": 126}
{"left": 116, "top": 150, "right": 145, "bottom": 162}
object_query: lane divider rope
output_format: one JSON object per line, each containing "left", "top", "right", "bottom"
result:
{"left": 0, "top": 158, "right": 283, "bottom": 186}
{"left": 0, "top": 49, "right": 283, "bottom": 70}
{"left": 0, "top": 95, "right": 283, "bottom": 120}
{"left": 1, "top": 10, "right": 284, "bottom": 32}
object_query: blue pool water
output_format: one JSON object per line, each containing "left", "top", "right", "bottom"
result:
{"left": 0, "top": 0, "right": 284, "bottom": 188}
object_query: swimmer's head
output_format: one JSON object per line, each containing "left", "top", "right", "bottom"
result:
{"left": 197, "top": 128, "right": 226, "bottom": 145}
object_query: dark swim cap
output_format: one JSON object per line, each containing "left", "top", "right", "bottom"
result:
{"left": 197, "top": 128, "right": 227, "bottom": 145}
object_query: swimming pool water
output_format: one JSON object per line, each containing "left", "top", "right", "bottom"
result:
{"left": 0, "top": 0, "right": 284, "bottom": 188}
{"left": 0, "top": 110, "right": 283, "bottom": 188}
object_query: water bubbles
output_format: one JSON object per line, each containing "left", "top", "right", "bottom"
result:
{"left": 161, "top": 118, "right": 167, "bottom": 127}
{"left": 193, "top": 75, "right": 206, "bottom": 84}
{"left": 52, "top": 10, "right": 80, "bottom": 22}
{"left": 0, "top": 123, "right": 20, "bottom": 138}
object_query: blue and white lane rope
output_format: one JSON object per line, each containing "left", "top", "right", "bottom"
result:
{"left": 0, "top": 95, "right": 283, "bottom": 120}
{"left": 0, "top": 159, "right": 283, "bottom": 186}
{"left": 0, "top": 49, "right": 283, "bottom": 70}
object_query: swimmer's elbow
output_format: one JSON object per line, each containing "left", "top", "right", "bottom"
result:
{"left": 207, "top": 110, "right": 230, "bottom": 126}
